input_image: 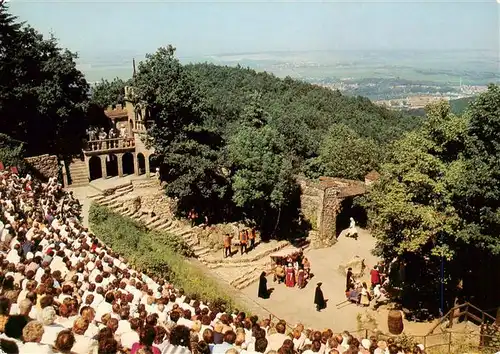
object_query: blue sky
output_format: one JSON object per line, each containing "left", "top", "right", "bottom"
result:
{"left": 7, "top": 0, "right": 500, "bottom": 60}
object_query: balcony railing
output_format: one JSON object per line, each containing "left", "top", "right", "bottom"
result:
{"left": 84, "top": 137, "right": 135, "bottom": 152}
{"left": 133, "top": 120, "right": 155, "bottom": 132}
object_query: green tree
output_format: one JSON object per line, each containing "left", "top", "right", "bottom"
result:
{"left": 447, "top": 85, "right": 500, "bottom": 309}
{"left": 227, "top": 96, "right": 296, "bottom": 236}
{"left": 365, "top": 100, "right": 468, "bottom": 311}
{"left": 0, "top": 133, "right": 26, "bottom": 171}
{"left": 90, "top": 78, "right": 129, "bottom": 109}
{"left": 0, "top": 4, "right": 89, "bottom": 157}
{"left": 311, "top": 123, "right": 380, "bottom": 180}
{"left": 134, "top": 46, "right": 229, "bottom": 219}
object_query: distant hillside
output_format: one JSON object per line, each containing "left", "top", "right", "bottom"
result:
{"left": 185, "top": 63, "right": 423, "bottom": 156}
{"left": 450, "top": 96, "right": 475, "bottom": 115}
{"left": 404, "top": 96, "right": 476, "bottom": 118}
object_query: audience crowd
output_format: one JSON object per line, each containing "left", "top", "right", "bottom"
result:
{"left": 0, "top": 170, "right": 427, "bottom": 354}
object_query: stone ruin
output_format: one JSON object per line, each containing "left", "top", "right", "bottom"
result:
{"left": 297, "top": 176, "right": 368, "bottom": 249}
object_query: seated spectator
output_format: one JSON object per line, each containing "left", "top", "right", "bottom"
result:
{"left": 41, "top": 306, "right": 65, "bottom": 345}
{"left": 21, "top": 320, "right": 53, "bottom": 354}
{"left": 0, "top": 297, "right": 10, "bottom": 333}
{"left": 4, "top": 315, "right": 29, "bottom": 345}
{"left": 131, "top": 326, "right": 161, "bottom": 354}
{"left": 161, "top": 325, "right": 191, "bottom": 354}
{"left": 53, "top": 329, "right": 76, "bottom": 354}
{"left": 71, "top": 317, "right": 97, "bottom": 354}
{"left": 0, "top": 338, "right": 19, "bottom": 354}
{"left": 213, "top": 329, "right": 236, "bottom": 354}
{"left": 98, "top": 337, "right": 118, "bottom": 354}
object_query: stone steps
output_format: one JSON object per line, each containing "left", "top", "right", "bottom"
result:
{"left": 123, "top": 208, "right": 137, "bottom": 217}
{"left": 192, "top": 245, "right": 211, "bottom": 257}
{"left": 202, "top": 241, "right": 290, "bottom": 265}
{"left": 114, "top": 205, "right": 129, "bottom": 214}
{"left": 145, "top": 215, "right": 161, "bottom": 227}
{"left": 90, "top": 186, "right": 206, "bottom": 260}
{"left": 70, "top": 182, "right": 90, "bottom": 188}
{"left": 149, "top": 218, "right": 166, "bottom": 229}
{"left": 96, "top": 185, "right": 134, "bottom": 206}
{"left": 69, "top": 160, "right": 89, "bottom": 186}
{"left": 206, "top": 258, "right": 272, "bottom": 270}
{"left": 230, "top": 268, "right": 264, "bottom": 290}
{"left": 133, "top": 179, "right": 161, "bottom": 189}
{"left": 156, "top": 220, "right": 173, "bottom": 230}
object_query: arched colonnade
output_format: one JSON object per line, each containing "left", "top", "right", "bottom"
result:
{"left": 86, "top": 152, "right": 158, "bottom": 181}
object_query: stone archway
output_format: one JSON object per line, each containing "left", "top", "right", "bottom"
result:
{"left": 88, "top": 156, "right": 102, "bottom": 181}
{"left": 122, "top": 152, "right": 134, "bottom": 175}
{"left": 335, "top": 196, "right": 368, "bottom": 237}
{"left": 137, "top": 153, "right": 146, "bottom": 175}
{"left": 149, "top": 154, "right": 160, "bottom": 174}
{"left": 106, "top": 154, "right": 119, "bottom": 177}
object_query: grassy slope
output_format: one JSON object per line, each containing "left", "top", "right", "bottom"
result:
{"left": 88, "top": 203, "right": 237, "bottom": 310}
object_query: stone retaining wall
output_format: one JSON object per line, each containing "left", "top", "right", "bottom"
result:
{"left": 24, "top": 154, "right": 59, "bottom": 181}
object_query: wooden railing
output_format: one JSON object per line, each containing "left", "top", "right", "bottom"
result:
{"left": 84, "top": 138, "right": 135, "bottom": 152}
{"left": 427, "top": 302, "right": 497, "bottom": 335}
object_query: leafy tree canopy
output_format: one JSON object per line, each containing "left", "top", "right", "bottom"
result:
{"left": 365, "top": 87, "right": 500, "bottom": 312}
{"left": 309, "top": 123, "right": 381, "bottom": 180}
{"left": 90, "top": 77, "right": 130, "bottom": 109}
{"left": 134, "top": 46, "right": 229, "bottom": 219}
{"left": 0, "top": 4, "right": 90, "bottom": 157}
{"left": 226, "top": 96, "right": 296, "bottom": 233}
{"left": 0, "top": 133, "right": 26, "bottom": 171}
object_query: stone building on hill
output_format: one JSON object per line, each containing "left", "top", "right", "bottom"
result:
{"left": 68, "top": 86, "right": 158, "bottom": 186}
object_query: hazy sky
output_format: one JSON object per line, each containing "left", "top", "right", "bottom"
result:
{"left": 6, "top": 0, "right": 500, "bottom": 59}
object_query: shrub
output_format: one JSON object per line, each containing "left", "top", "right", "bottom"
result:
{"left": 0, "top": 133, "right": 26, "bottom": 171}
{"left": 89, "top": 204, "right": 237, "bottom": 309}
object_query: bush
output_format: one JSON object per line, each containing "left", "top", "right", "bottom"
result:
{"left": 0, "top": 133, "right": 26, "bottom": 171}
{"left": 89, "top": 204, "right": 237, "bottom": 309}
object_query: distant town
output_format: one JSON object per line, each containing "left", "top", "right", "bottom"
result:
{"left": 301, "top": 78, "right": 488, "bottom": 110}
{"left": 79, "top": 50, "right": 498, "bottom": 111}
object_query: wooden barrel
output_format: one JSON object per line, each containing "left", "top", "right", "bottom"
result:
{"left": 388, "top": 310, "right": 404, "bottom": 335}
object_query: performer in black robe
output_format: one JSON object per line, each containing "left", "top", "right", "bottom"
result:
{"left": 346, "top": 267, "right": 354, "bottom": 292}
{"left": 314, "top": 282, "right": 326, "bottom": 311}
{"left": 258, "top": 271, "right": 269, "bottom": 299}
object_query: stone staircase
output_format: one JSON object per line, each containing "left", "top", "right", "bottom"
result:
{"left": 89, "top": 181, "right": 295, "bottom": 290}
{"left": 68, "top": 159, "right": 89, "bottom": 186}
{"left": 89, "top": 183, "right": 212, "bottom": 259}
{"left": 202, "top": 241, "right": 291, "bottom": 290}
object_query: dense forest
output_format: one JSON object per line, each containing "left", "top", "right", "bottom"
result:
{"left": 2, "top": 3, "right": 500, "bottom": 316}
{"left": 90, "top": 46, "right": 423, "bottom": 238}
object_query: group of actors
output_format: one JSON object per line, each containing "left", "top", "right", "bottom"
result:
{"left": 258, "top": 264, "right": 327, "bottom": 313}
{"left": 273, "top": 253, "right": 311, "bottom": 289}
{"left": 222, "top": 228, "right": 257, "bottom": 258}
{"left": 344, "top": 263, "right": 389, "bottom": 307}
